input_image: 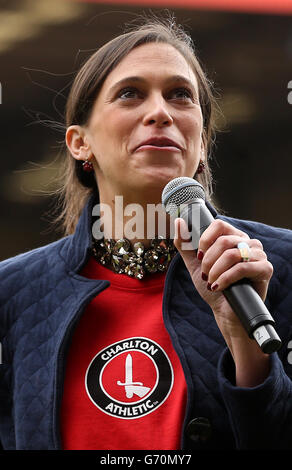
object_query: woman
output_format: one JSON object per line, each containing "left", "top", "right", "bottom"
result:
{"left": 0, "top": 16, "right": 292, "bottom": 451}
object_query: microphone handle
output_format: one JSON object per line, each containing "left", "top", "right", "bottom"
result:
{"left": 223, "top": 281, "right": 281, "bottom": 353}
{"left": 181, "top": 203, "right": 282, "bottom": 354}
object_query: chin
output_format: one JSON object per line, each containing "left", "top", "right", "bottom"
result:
{"left": 140, "top": 167, "right": 184, "bottom": 187}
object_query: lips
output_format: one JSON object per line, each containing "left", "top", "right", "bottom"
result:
{"left": 135, "top": 137, "right": 182, "bottom": 152}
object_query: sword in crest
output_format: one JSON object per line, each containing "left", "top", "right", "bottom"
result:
{"left": 117, "top": 353, "right": 150, "bottom": 398}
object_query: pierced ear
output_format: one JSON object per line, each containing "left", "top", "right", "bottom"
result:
{"left": 66, "top": 125, "right": 91, "bottom": 161}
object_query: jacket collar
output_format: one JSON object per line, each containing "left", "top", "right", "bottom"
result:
{"left": 64, "top": 191, "right": 218, "bottom": 274}
{"left": 64, "top": 192, "right": 99, "bottom": 274}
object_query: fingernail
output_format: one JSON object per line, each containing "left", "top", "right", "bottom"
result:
{"left": 197, "top": 250, "right": 204, "bottom": 261}
{"left": 211, "top": 283, "right": 218, "bottom": 291}
{"left": 207, "top": 282, "right": 212, "bottom": 291}
{"left": 201, "top": 272, "right": 208, "bottom": 281}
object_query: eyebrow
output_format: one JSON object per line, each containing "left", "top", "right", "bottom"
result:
{"left": 107, "top": 74, "right": 199, "bottom": 97}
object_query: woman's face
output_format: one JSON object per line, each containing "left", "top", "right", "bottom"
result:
{"left": 85, "top": 42, "right": 204, "bottom": 204}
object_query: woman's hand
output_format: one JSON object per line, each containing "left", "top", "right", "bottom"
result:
{"left": 174, "top": 217, "right": 273, "bottom": 387}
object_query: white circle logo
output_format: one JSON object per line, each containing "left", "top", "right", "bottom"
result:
{"left": 85, "top": 337, "right": 173, "bottom": 419}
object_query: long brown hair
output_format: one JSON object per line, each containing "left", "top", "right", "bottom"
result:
{"left": 54, "top": 15, "right": 219, "bottom": 236}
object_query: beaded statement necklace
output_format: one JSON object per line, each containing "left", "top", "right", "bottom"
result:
{"left": 92, "top": 237, "right": 177, "bottom": 280}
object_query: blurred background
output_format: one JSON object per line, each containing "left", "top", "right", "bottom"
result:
{"left": 0, "top": 0, "right": 291, "bottom": 261}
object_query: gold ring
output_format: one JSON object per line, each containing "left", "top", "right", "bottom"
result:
{"left": 237, "top": 241, "right": 251, "bottom": 262}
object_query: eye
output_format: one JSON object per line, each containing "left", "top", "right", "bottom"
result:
{"left": 170, "top": 87, "right": 195, "bottom": 101}
{"left": 117, "top": 87, "right": 140, "bottom": 100}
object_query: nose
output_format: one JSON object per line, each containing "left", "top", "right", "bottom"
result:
{"left": 142, "top": 94, "right": 173, "bottom": 127}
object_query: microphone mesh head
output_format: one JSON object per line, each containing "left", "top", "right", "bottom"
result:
{"left": 162, "top": 177, "right": 205, "bottom": 217}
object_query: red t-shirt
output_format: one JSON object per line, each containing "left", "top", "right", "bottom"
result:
{"left": 61, "top": 257, "right": 187, "bottom": 450}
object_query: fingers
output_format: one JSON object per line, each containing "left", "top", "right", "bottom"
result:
{"left": 197, "top": 219, "right": 250, "bottom": 260}
{"left": 175, "top": 217, "right": 273, "bottom": 296}
{"left": 197, "top": 221, "right": 273, "bottom": 292}
{"left": 174, "top": 218, "right": 201, "bottom": 277}
{"left": 205, "top": 257, "right": 274, "bottom": 293}
{"left": 201, "top": 238, "right": 266, "bottom": 288}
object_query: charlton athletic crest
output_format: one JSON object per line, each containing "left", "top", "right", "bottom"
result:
{"left": 85, "top": 337, "right": 174, "bottom": 419}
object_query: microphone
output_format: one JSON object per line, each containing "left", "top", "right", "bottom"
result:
{"left": 162, "top": 177, "right": 282, "bottom": 354}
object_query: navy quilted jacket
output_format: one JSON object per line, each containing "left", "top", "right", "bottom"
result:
{"left": 1, "top": 194, "right": 292, "bottom": 450}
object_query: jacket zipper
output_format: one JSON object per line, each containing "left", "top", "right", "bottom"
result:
{"left": 162, "top": 253, "right": 194, "bottom": 450}
{"left": 52, "top": 280, "right": 110, "bottom": 449}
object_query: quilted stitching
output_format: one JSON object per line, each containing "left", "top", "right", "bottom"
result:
{"left": 0, "top": 199, "right": 292, "bottom": 449}
{"left": 0, "top": 234, "right": 104, "bottom": 449}
{"left": 165, "top": 260, "right": 232, "bottom": 448}
{"left": 165, "top": 217, "right": 292, "bottom": 448}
